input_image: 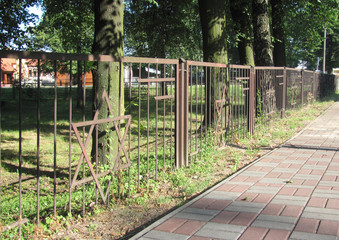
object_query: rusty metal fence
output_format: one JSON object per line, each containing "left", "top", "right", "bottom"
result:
{"left": 0, "top": 50, "right": 336, "bottom": 238}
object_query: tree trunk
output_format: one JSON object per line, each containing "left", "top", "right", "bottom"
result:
{"left": 198, "top": 0, "right": 228, "bottom": 126}
{"left": 92, "top": 0, "right": 124, "bottom": 165}
{"left": 271, "top": 0, "right": 286, "bottom": 66}
{"left": 230, "top": 0, "right": 255, "bottom": 66}
{"left": 252, "top": 0, "right": 274, "bottom": 66}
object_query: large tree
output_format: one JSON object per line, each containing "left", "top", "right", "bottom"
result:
{"left": 230, "top": 0, "right": 255, "bottom": 66}
{"left": 92, "top": 0, "right": 124, "bottom": 164}
{"left": 271, "top": 0, "right": 286, "bottom": 66}
{"left": 198, "top": 0, "right": 228, "bottom": 126}
{"left": 252, "top": 0, "right": 273, "bottom": 66}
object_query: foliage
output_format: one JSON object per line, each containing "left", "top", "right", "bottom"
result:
{"left": 124, "top": 0, "right": 203, "bottom": 60}
{"left": 284, "top": 0, "right": 339, "bottom": 69}
{"left": 0, "top": 0, "right": 40, "bottom": 49}
{"left": 31, "top": 0, "right": 94, "bottom": 53}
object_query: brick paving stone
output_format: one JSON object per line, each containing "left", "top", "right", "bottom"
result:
{"left": 307, "top": 197, "right": 328, "bottom": 208}
{"left": 326, "top": 199, "right": 339, "bottom": 209}
{"left": 190, "top": 198, "right": 232, "bottom": 211}
{"left": 280, "top": 205, "right": 303, "bottom": 218}
{"left": 264, "top": 229, "right": 291, "bottom": 240}
{"left": 229, "top": 185, "right": 250, "bottom": 193}
{"left": 247, "top": 186, "right": 280, "bottom": 194}
{"left": 317, "top": 220, "right": 339, "bottom": 236}
{"left": 237, "top": 192, "right": 258, "bottom": 202}
{"left": 230, "top": 212, "right": 258, "bottom": 226}
{"left": 253, "top": 194, "right": 274, "bottom": 204}
{"left": 265, "top": 172, "right": 282, "bottom": 178}
{"left": 155, "top": 217, "right": 187, "bottom": 232}
{"left": 261, "top": 204, "right": 285, "bottom": 216}
{"left": 215, "top": 184, "right": 236, "bottom": 192}
{"left": 302, "top": 207, "right": 339, "bottom": 221}
{"left": 238, "top": 227, "right": 268, "bottom": 240}
{"left": 278, "top": 187, "right": 297, "bottom": 196}
{"left": 210, "top": 211, "right": 238, "bottom": 224}
{"left": 294, "top": 188, "right": 313, "bottom": 197}
{"left": 311, "top": 170, "right": 326, "bottom": 175}
{"left": 295, "top": 218, "right": 320, "bottom": 233}
{"left": 174, "top": 220, "right": 205, "bottom": 236}
{"left": 278, "top": 173, "right": 295, "bottom": 179}
{"left": 303, "top": 180, "right": 319, "bottom": 186}
{"left": 322, "top": 175, "right": 337, "bottom": 181}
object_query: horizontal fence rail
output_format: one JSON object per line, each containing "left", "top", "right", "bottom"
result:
{"left": 0, "top": 50, "right": 337, "bottom": 238}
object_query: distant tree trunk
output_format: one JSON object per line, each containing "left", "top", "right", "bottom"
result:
{"left": 272, "top": 0, "right": 286, "bottom": 66}
{"left": 230, "top": 0, "right": 255, "bottom": 66}
{"left": 198, "top": 0, "right": 228, "bottom": 126}
{"left": 252, "top": 0, "right": 273, "bottom": 66}
{"left": 92, "top": 0, "right": 124, "bottom": 164}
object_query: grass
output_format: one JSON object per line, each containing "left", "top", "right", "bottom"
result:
{"left": 0, "top": 84, "right": 337, "bottom": 239}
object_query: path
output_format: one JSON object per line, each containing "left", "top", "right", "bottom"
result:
{"left": 131, "top": 102, "right": 339, "bottom": 240}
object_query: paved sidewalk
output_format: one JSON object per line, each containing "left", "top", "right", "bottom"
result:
{"left": 131, "top": 102, "right": 339, "bottom": 240}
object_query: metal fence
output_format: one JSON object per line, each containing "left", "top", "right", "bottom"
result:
{"left": 0, "top": 50, "right": 336, "bottom": 238}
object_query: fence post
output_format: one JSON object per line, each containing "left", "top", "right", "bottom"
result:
{"left": 281, "top": 67, "right": 287, "bottom": 118}
{"left": 175, "top": 58, "right": 189, "bottom": 168}
{"left": 301, "top": 70, "right": 304, "bottom": 106}
{"left": 248, "top": 66, "right": 255, "bottom": 134}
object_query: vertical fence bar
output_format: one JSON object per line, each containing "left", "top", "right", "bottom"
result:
{"left": 68, "top": 61, "right": 73, "bottom": 213}
{"left": 0, "top": 58, "right": 2, "bottom": 214}
{"left": 36, "top": 59, "right": 41, "bottom": 225}
{"left": 175, "top": 59, "right": 188, "bottom": 168}
{"left": 155, "top": 64, "right": 158, "bottom": 178}
{"left": 281, "top": 67, "right": 287, "bottom": 117}
{"left": 82, "top": 61, "right": 86, "bottom": 212}
{"left": 53, "top": 60, "right": 57, "bottom": 217}
{"left": 18, "top": 59, "right": 23, "bottom": 238}
{"left": 301, "top": 70, "right": 304, "bottom": 106}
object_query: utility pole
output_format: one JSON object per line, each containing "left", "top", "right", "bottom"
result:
{"left": 323, "top": 28, "right": 327, "bottom": 73}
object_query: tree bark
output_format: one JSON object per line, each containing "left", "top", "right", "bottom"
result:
{"left": 230, "top": 0, "right": 255, "bottom": 66}
{"left": 92, "top": 0, "right": 124, "bottom": 164}
{"left": 271, "top": 0, "right": 286, "bottom": 66}
{"left": 198, "top": 0, "right": 228, "bottom": 126}
{"left": 252, "top": 0, "right": 273, "bottom": 66}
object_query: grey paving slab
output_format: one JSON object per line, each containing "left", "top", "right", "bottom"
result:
{"left": 140, "top": 230, "right": 189, "bottom": 240}
{"left": 302, "top": 165, "right": 327, "bottom": 170}
{"left": 271, "top": 195, "right": 308, "bottom": 206}
{"left": 252, "top": 162, "right": 279, "bottom": 167}
{"left": 251, "top": 214, "right": 297, "bottom": 230}
{"left": 240, "top": 171, "right": 266, "bottom": 177}
{"left": 224, "top": 201, "right": 265, "bottom": 213}
{"left": 293, "top": 174, "right": 322, "bottom": 180}
{"left": 175, "top": 207, "right": 220, "bottom": 221}
{"left": 272, "top": 168, "right": 299, "bottom": 173}
{"left": 290, "top": 231, "right": 338, "bottom": 240}
{"left": 302, "top": 207, "right": 339, "bottom": 221}
{"left": 204, "top": 191, "right": 241, "bottom": 200}
{"left": 259, "top": 178, "right": 287, "bottom": 184}
{"left": 247, "top": 186, "right": 281, "bottom": 194}
{"left": 312, "top": 189, "right": 339, "bottom": 199}
{"left": 194, "top": 222, "right": 246, "bottom": 240}
{"left": 324, "top": 171, "right": 339, "bottom": 176}
{"left": 318, "top": 181, "right": 339, "bottom": 187}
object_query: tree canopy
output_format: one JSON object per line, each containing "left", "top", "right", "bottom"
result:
{"left": 1, "top": 0, "right": 338, "bottom": 70}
